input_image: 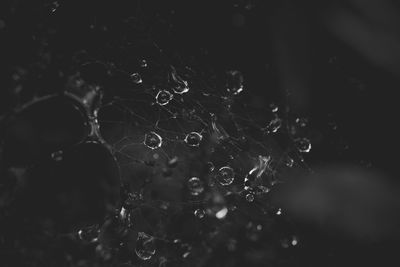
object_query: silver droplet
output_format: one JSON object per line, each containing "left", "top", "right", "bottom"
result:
{"left": 155, "top": 90, "right": 173, "bottom": 106}
{"left": 144, "top": 131, "right": 162, "bottom": 149}
{"left": 295, "top": 138, "right": 311, "bottom": 153}
{"left": 187, "top": 177, "right": 204, "bottom": 196}
{"left": 184, "top": 132, "right": 203, "bottom": 147}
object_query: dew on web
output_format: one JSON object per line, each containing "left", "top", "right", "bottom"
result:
{"left": 143, "top": 131, "right": 163, "bottom": 150}
{"left": 155, "top": 90, "right": 173, "bottom": 106}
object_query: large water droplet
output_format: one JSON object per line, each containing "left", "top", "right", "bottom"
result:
{"left": 216, "top": 166, "right": 235, "bottom": 186}
{"left": 144, "top": 131, "right": 162, "bottom": 149}
{"left": 155, "top": 90, "right": 173, "bottom": 106}
{"left": 187, "top": 177, "right": 204, "bottom": 196}
{"left": 184, "top": 132, "right": 202, "bottom": 147}
{"left": 226, "top": 70, "right": 244, "bottom": 95}
{"left": 135, "top": 232, "right": 156, "bottom": 261}
{"left": 295, "top": 138, "right": 311, "bottom": 153}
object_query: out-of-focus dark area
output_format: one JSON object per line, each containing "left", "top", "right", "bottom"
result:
{"left": 1, "top": 0, "right": 400, "bottom": 266}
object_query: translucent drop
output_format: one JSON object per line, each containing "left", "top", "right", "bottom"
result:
{"left": 194, "top": 208, "right": 205, "bottom": 219}
{"left": 170, "top": 66, "right": 189, "bottom": 94}
{"left": 295, "top": 117, "right": 308, "bottom": 127}
{"left": 51, "top": 150, "right": 63, "bottom": 161}
{"left": 284, "top": 157, "right": 294, "bottom": 168}
{"left": 187, "top": 177, "right": 204, "bottom": 196}
{"left": 156, "top": 90, "right": 173, "bottom": 106}
{"left": 135, "top": 232, "right": 156, "bottom": 261}
{"left": 184, "top": 132, "right": 203, "bottom": 147}
{"left": 130, "top": 73, "right": 142, "bottom": 84}
{"left": 245, "top": 193, "right": 254, "bottom": 202}
{"left": 140, "top": 59, "right": 147, "bottom": 68}
{"left": 216, "top": 166, "right": 235, "bottom": 186}
{"left": 270, "top": 103, "right": 279, "bottom": 113}
{"left": 295, "top": 138, "right": 311, "bottom": 153}
{"left": 78, "top": 225, "right": 100, "bottom": 243}
{"left": 226, "top": 70, "right": 244, "bottom": 95}
{"left": 266, "top": 117, "right": 282, "bottom": 133}
{"left": 276, "top": 208, "right": 282, "bottom": 215}
{"left": 144, "top": 131, "right": 162, "bottom": 149}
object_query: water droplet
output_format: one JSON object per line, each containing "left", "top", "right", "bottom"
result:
{"left": 295, "top": 117, "right": 308, "bottom": 127}
{"left": 51, "top": 150, "right": 63, "bottom": 161}
{"left": 245, "top": 193, "right": 254, "bottom": 202}
{"left": 184, "top": 132, "right": 202, "bottom": 147}
{"left": 170, "top": 66, "right": 189, "bottom": 94}
{"left": 78, "top": 225, "right": 100, "bottom": 243}
{"left": 295, "top": 138, "right": 311, "bottom": 153}
{"left": 215, "top": 207, "right": 228, "bottom": 219}
{"left": 135, "top": 232, "right": 156, "bottom": 261}
{"left": 284, "top": 157, "right": 294, "bottom": 167}
{"left": 226, "top": 70, "right": 244, "bottom": 95}
{"left": 266, "top": 117, "right": 282, "bottom": 133}
{"left": 187, "top": 177, "right": 204, "bottom": 196}
{"left": 270, "top": 103, "right": 279, "bottom": 113}
{"left": 140, "top": 59, "right": 147, "bottom": 68}
{"left": 144, "top": 131, "right": 162, "bottom": 149}
{"left": 50, "top": 1, "right": 60, "bottom": 13}
{"left": 194, "top": 208, "right": 205, "bottom": 219}
{"left": 276, "top": 208, "right": 282, "bottom": 215}
{"left": 291, "top": 236, "right": 298, "bottom": 246}
{"left": 216, "top": 166, "right": 235, "bottom": 186}
{"left": 130, "top": 73, "right": 142, "bottom": 84}
{"left": 155, "top": 90, "right": 173, "bottom": 106}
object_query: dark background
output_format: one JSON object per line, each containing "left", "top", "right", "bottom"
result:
{"left": 1, "top": 0, "right": 400, "bottom": 266}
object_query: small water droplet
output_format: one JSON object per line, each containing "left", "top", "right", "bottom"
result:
{"left": 156, "top": 90, "right": 173, "bottom": 106}
{"left": 140, "top": 59, "right": 147, "bottom": 68}
{"left": 194, "top": 208, "right": 205, "bottom": 219}
{"left": 284, "top": 157, "right": 294, "bottom": 168}
{"left": 187, "top": 177, "right": 204, "bottom": 196}
{"left": 270, "top": 103, "right": 279, "bottom": 113}
{"left": 135, "top": 232, "right": 156, "bottom": 261}
{"left": 184, "top": 132, "right": 203, "bottom": 147}
{"left": 245, "top": 193, "right": 254, "bottom": 202}
{"left": 276, "top": 208, "right": 282, "bottom": 215}
{"left": 50, "top": 1, "right": 60, "bottom": 13}
{"left": 295, "top": 117, "right": 308, "bottom": 127}
{"left": 266, "top": 117, "right": 282, "bottom": 133}
{"left": 78, "top": 225, "right": 100, "bottom": 243}
{"left": 51, "top": 150, "right": 63, "bottom": 161}
{"left": 130, "top": 73, "right": 142, "bottom": 84}
{"left": 226, "top": 70, "right": 244, "bottom": 95}
{"left": 295, "top": 138, "right": 311, "bottom": 153}
{"left": 216, "top": 166, "right": 235, "bottom": 186}
{"left": 144, "top": 131, "right": 162, "bottom": 149}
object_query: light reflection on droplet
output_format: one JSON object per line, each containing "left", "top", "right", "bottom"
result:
{"left": 130, "top": 72, "right": 142, "bottom": 84}
{"left": 295, "top": 137, "right": 311, "bottom": 153}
